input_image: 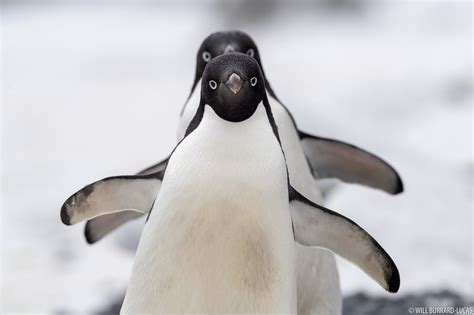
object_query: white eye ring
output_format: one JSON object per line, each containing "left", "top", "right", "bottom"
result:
{"left": 250, "top": 77, "right": 258, "bottom": 87}
{"left": 202, "top": 51, "right": 211, "bottom": 62}
{"left": 246, "top": 48, "right": 255, "bottom": 57}
{"left": 209, "top": 80, "right": 217, "bottom": 90}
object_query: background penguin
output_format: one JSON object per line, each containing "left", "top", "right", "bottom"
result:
{"left": 82, "top": 31, "right": 403, "bottom": 314}
{"left": 61, "top": 53, "right": 399, "bottom": 313}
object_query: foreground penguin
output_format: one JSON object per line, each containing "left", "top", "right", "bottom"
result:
{"left": 82, "top": 31, "right": 403, "bottom": 314}
{"left": 62, "top": 53, "right": 399, "bottom": 313}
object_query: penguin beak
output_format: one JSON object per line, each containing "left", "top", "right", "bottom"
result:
{"left": 225, "top": 73, "right": 243, "bottom": 95}
{"left": 223, "top": 45, "right": 235, "bottom": 54}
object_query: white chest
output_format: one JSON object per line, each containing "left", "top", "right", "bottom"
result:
{"left": 122, "top": 104, "right": 296, "bottom": 314}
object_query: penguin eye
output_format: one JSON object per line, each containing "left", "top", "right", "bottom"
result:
{"left": 202, "top": 51, "right": 211, "bottom": 62}
{"left": 250, "top": 77, "right": 258, "bottom": 87}
{"left": 246, "top": 48, "right": 255, "bottom": 57}
{"left": 209, "top": 80, "right": 217, "bottom": 90}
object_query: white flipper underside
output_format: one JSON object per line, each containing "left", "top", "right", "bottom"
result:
{"left": 81, "top": 158, "right": 167, "bottom": 243}
{"left": 61, "top": 175, "right": 161, "bottom": 225}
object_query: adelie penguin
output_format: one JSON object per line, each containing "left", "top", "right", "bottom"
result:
{"left": 81, "top": 31, "right": 403, "bottom": 314}
{"left": 61, "top": 53, "right": 400, "bottom": 313}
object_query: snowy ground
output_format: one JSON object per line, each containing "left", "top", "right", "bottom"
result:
{"left": 1, "top": 1, "right": 472, "bottom": 314}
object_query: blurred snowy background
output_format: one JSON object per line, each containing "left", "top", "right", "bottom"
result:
{"left": 1, "top": 0, "right": 472, "bottom": 314}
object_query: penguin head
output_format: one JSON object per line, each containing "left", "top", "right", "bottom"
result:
{"left": 195, "top": 31, "right": 262, "bottom": 83}
{"left": 201, "top": 53, "right": 266, "bottom": 122}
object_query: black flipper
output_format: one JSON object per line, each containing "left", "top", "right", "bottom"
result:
{"left": 289, "top": 186, "right": 400, "bottom": 293}
{"left": 299, "top": 131, "right": 403, "bottom": 194}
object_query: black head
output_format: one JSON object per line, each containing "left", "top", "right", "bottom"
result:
{"left": 192, "top": 31, "right": 267, "bottom": 88}
{"left": 201, "top": 53, "right": 266, "bottom": 122}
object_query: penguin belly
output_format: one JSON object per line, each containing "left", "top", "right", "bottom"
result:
{"left": 270, "top": 98, "right": 342, "bottom": 315}
{"left": 122, "top": 105, "right": 296, "bottom": 314}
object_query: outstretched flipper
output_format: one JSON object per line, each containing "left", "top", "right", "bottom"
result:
{"left": 81, "top": 158, "right": 169, "bottom": 242}
{"left": 289, "top": 187, "right": 400, "bottom": 293}
{"left": 137, "top": 157, "right": 169, "bottom": 175}
{"left": 84, "top": 211, "right": 144, "bottom": 244}
{"left": 61, "top": 172, "right": 163, "bottom": 226}
{"left": 299, "top": 132, "right": 403, "bottom": 195}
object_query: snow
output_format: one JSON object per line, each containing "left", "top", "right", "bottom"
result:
{"left": 1, "top": 1, "right": 472, "bottom": 313}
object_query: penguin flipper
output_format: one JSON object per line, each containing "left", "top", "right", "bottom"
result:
{"left": 289, "top": 187, "right": 400, "bottom": 293}
{"left": 136, "top": 157, "right": 169, "bottom": 175}
{"left": 299, "top": 131, "right": 403, "bottom": 194}
{"left": 61, "top": 172, "right": 163, "bottom": 226}
{"left": 82, "top": 157, "right": 169, "bottom": 243}
{"left": 84, "top": 211, "right": 144, "bottom": 244}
